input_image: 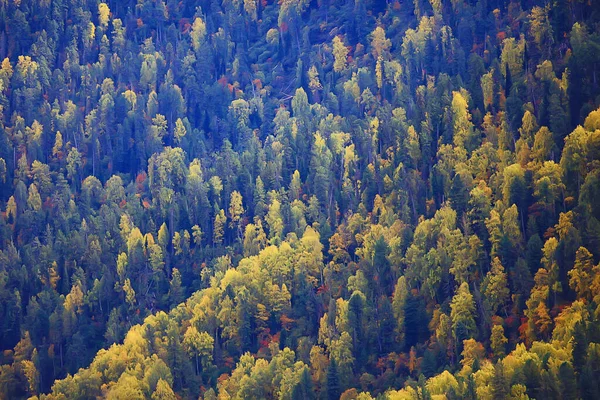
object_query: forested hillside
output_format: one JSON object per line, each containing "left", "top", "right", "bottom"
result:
{"left": 1, "top": 0, "right": 600, "bottom": 398}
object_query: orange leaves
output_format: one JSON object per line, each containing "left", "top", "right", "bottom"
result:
{"left": 280, "top": 314, "right": 295, "bottom": 330}
{"left": 135, "top": 171, "right": 147, "bottom": 192}
{"left": 217, "top": 76, "right": 229, "bottom": 87}
{"left": 179, "top": 18, "right": 191, "bottom": 34}
{"left": 217, "top": 372, "right": 230, "bottom": 383}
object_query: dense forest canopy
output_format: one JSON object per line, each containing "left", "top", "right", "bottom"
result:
{"left": 1, "top": 0, "right": 600, "bottom": 398}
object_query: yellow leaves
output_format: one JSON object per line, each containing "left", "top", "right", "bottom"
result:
{"left": 228, "top": 191, "right": 244, "bottom": 227}
{"left": 308, "top": 65, "right": 322, "bottom": 92}
{"left": 332, "top": 36, "right": 348, "bottom": 73}
{"left": 529, "top": 340, "right": 571, "bottom": 367}
{"left": 117, "top": 252, "right": 128, "bottom": 281}
{"left": 123, "top": 278, "right": 136, "bottom": 309}
{"left": 329, "top": 331, "right": 354, "bottom": 374}
{"left": 48, "top": 262, "right": 60, "bottom": 290}
{"left": 309, "top": 345, "right": 329, "bottom": 385}
{"left": 461, "top": 339, "right": 485, "bottom": 369}
{"left": 534, "top": 302, "right": 552, "bottom": 337}
{"left": 213, "top": 209, "right": 226, "bottom": 245}
{"left": 343, "top": 73, "right": 361, "bottom": 102}
{"left": 150, "top": 114, "right": 168, "bottom": 139}
{"left": 266, "top": 28, "right": 279, "bottom": 46}
{"left": 51, "top": 131, "right": 64, "bottom": 158}
{"left": 552, "top": 300, "right": 589, "bottom": 346}
{"left": 297, "top": 226, "right": 323, "bottom": 271}
{"left": 0, "top": 57, "right": 13, "bottom": 85}
{"left": 64, "top": 284, "right": 85, "bottom": 315}
{"left": 490, "top": 325, "right": 508, "bottom": 359}
{"left": 500, "top": 35, "right": 525, "bottom": 77}
{"left": 190, "top": 17, "right": 207, "bottom": 52}
{"left": 98, "top": 3, "right": 110, "bottom": 28}
{"left": 173, "top": 118, "right": 186, "bottom": 143}
{"left": 426, "top": 370, "right": 459, "bottom": 397}
{"left": 370, "top": 26, "right": 391, "bottom": 59}
{"left": 568, "top": 246, "right": 595, "bottom": 300}
{"left": 106, "top": 372, "right": 147, "bottom": 399}
{"left": 255, "top": 303, "right": 270, "bottom": 335}
{"left": 450, "top": 282, "right": 476, "bottom": 340}
{"left": 27, "top": 183, "right": 42, "bottom": 211}
{"left": 183, "top": 326, "right": 214, "bottom": 359}
{"left": 481, "top": 69, "right": 495, "bottom": 109}
{"left": 86, "top": 22, "right": 96, "bottom": 43}
{"left": 122, "top": 90, "right": 137, "bottom": 111}
{"left": 583, "top": 107, "right": 600, "bottom": 132}
{"left": 26, "top": 120, "right": 43, "bottom": 144}
{"left": 387, "top": 386, "right": 420, "bottom": 400}
{"left": 482, "top": 257, "right": 509, "bottom": 316}
{"left": 21, "top": 358, "right": 39, "bottom": 395}
{"left": 16, "top": 55, "right": 38, "bottom": 78}
{"left": 151, "top": 378, "right": 176, "bottom": 400}
{"left": 127, "top": 227, "right": 144, "bottom": 258}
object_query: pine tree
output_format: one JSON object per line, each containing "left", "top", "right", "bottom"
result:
{"left": 326, "top": 358, "right": 340, "bottom": 400}
{"left": 559, "top": 362, "right": 578, "bottom": 400}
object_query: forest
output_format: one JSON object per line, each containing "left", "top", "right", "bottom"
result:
{"left": 1, "top": 0, "right": 600, "bottom": 398}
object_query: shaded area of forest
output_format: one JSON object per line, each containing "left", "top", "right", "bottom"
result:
{"left": 1, "top": 0, "right": 600, "bottom": 399}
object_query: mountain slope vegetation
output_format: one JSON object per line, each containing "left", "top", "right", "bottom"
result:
{"left": 1, "top": 0, "right": 600, "bottom": 398}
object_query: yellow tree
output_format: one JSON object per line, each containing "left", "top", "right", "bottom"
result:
{"left": 482, "top": 257, "right": 510, "bottom": 318}
{"left": 228, "top": 190, "right": 244, "bottom": 240}
{"left": 213, "top": 209, "right": 226, "bottom": 246}
{"left": 190, "top": 17, "right": 206, "bottom": 53}
{"left": 98, "top": 3, "right": 110, "bottom": 29}
{"left": 333, "top": 36, "right": 348, "bottom": 73}
{"left": 370, "top": 27, "right": 391, "bottom": 60}
{"left": 568, "top": 247, "right": 595, "bottom": 301}
{"left": 450, "top": 282, "right": 477, "bottom": 342}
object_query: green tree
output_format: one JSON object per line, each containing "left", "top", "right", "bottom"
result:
{"left": 450, "top": 282, "right": 477, "bottom": 343}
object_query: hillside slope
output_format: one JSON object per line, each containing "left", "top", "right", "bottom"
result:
{"left": 0, "top": 0, "right": 600, "bottom": 399}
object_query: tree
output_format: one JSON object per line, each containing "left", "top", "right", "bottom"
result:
{"left": 492, "top": 361, "right": 509, "bottom": 400}
{"left": 326, "top": 358, "right": 340, "bottom": 400}
{"left": 532, "top": 127, "right": 554, "bottom": 164}
{"left": 558, "top": 362, "right": 578, "bottom": 400}
{"left": 242, "top": 220, "right": 267, "bottom": 257}
{"left": 182, "top": 326, "right": 214, "bottom": 376}
{"left": 482, "top": 258, "right": 510, "bottom": 317}
{"left": 228, "top": 191, "right": 244, "bottom": 240}
{"left": 152, "top": 379, "right": 177, "bottom": 400}
{"left": 190, "top": 17, "right": 206, "bottom": 53}
{"left": 98, "top": 3, "right": 110, "bottom": 28}
{"left": 370, "top": 27, "right": 391, "bottom": 60}
{"left": 292, "top": 366, "right": 315, "bottom": 400}
{"left": 266, "top": 198, "right": 284, "bottom": 246}
{"left": 450, "top": 282, "right": 477, "bottom": 343}
{"left": 490, "top": 325, "right": 508, "bottom": 360}
{"left": 213, "top": 209, "right": 226, "bottom": 246}
{"left": 568, "top": 247, "right": 595, "bottom": 300}
{"left": 392, "top": 276, "right": 409, "bottom": 345}
{"left": 333, "top": 36, "right": 348, "bottom": 73}
{"left": 460, "top": 339, "right": 485, "bottom": 369}
{"left": 168, "top": 269, "right": 184, "bottom": 307}
{"left": 66, "top": 147, "right": 82, "bottom": 185}
{"left": 529, "top": 6, "right": 554, "bottom": 59}
{"left": 452, "top": 91, "right": 477, "bottom": 152}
